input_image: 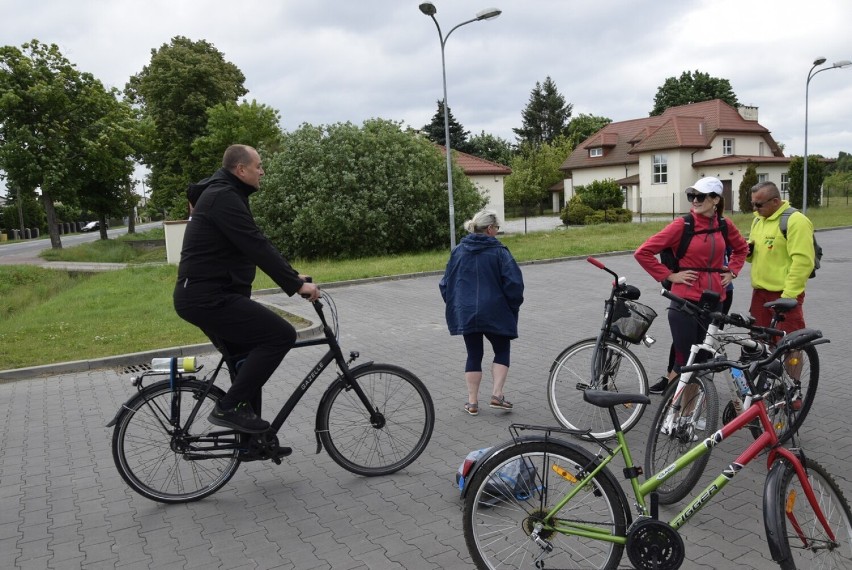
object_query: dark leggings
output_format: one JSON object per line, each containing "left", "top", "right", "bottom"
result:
{"left": 175, "top": 290, "right": 296, "bottom": 413}
{"left": 667, "top": 291, "right": 732, "bottom": 373}
{"left": 463, "top": 333, "right": 511, "bottom": 373}
{"left": 667, "top": 299, "right": 719, "bottom": 373}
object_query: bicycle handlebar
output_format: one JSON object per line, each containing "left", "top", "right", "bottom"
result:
{"left": 660, "top": 288, "right": 785, "bottom": 339}
{"left": 680, "top": 328, "right": 828, "bottom": 375}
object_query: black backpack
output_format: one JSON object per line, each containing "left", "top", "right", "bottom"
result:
{"left": 659, "top": 213, "right": 729, "bottom": 290}
{"left": 777, "top": 207, "right": 821, "bottom": 279}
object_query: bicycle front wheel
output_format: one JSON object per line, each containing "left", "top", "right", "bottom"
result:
{"left": 318, "top": 363, "right": 434, "bottom": 476}
{"left": 754, "top": 344, "right": 819, "bottom": 445}
{"left": 548, "top": 338, "right": 648, "bottom": 440}
{"left": 764, "top": 457, "right": 852, "bottom": 569}
{"left": 463, "top": 441, "right": 627, "bottom": 570}
{"left": 111, "top": 380, "right": 241, "bottom": 503}
{"left": 644, "top": 372, "right": 719, "bottom": 505}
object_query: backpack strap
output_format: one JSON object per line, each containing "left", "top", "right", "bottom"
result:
{"left": 673, "top": 213, "right": 695, "bottom": 260}
{"left": 778, "top": 207, "right": 797, "bottom": 239}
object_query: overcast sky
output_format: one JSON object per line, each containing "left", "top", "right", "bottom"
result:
{"left": 2, "top": 0, "right": 851, "bottom": 197}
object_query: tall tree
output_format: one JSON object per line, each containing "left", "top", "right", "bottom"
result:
{"left": 513, "top": 76, "right": 572, "bottom": 147}
{"left": 650, "top": 70, "right": 739, "bottom": 116}
{"left": 465, "top": 131, "right": 514, "bottom": 166}
{"left": 191, "top": 100, "right": 283, "bottom": 178}
{"left": 738, "top": 163, "right": 759, "bottom": 213}
{"left": 787, "top": 156, "right": 825, "bottom": 209}
{"left": 0, "top": 41, "right": 99, "bottom": 249}
{"left": 126, "top": 36, "right": 247, "bottom": 218}
{"left": 422, "top": 100, "right": 470, "bottom": 153}
{"left": 566, "top": 114, "right": 612, "bottom": 148}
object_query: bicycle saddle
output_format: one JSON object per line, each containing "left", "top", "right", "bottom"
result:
{"left": 583, "top": 390, "right": 651, "bottom": 408}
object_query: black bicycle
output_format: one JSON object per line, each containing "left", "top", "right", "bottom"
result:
{"left": 107, "top": 291, "right": 435, "bottom": 503}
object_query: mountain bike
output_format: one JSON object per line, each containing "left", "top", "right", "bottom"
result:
{"left": 107, "top": 291, "right": 435, "bottom": 503}
{"left": 547, "top": 257, "right": 657, "bottom": 440}
{"left": 461, "top": 328, "right": 850, "bottom": 570}
{"left": 646, "top": 288, "right": 822, "bottom": 504}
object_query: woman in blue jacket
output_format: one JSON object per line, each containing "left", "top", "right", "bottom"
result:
{"left": 439, "top": 210, "right": 524, "bottom": 416}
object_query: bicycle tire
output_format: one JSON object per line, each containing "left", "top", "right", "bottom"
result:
{"left": 764, "top": 457, "right": 852, "bottom": 569}
{"left": 111, "top": 380, "right": 241, "bottom": 503}
{"left": 752, "top": 344, "right": 819, "bottom": 445}
{"left": 547, "top": 338, "right": 648, "bottom": 440}
{"left": 317, "top": 363, "right": 434, "bottom": 476}
{"left": 644, "top": 372, "right": 719, "bottom": 505}
{"left": 463, "top": 440, "right": 628, "bottom": 570}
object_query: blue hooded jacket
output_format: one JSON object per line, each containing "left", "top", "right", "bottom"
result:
{"left": 439, "top": 233, "right": 524, "bottom": 338}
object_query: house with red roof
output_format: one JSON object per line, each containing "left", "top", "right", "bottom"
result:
{"left": 558, "top": 99, "right": 793, "bottom": 214}
{"left": 438, "top": 145, "right": 512, "bottom": 223}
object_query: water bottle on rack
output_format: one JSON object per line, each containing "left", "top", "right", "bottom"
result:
{"left": 729, "top": 367, "right": 750, "bottom": 414}
{"left": 150, "top": 356, "right": 198, "bottom": 373}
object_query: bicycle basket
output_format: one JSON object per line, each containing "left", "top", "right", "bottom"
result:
{"left": 611, "top": 299, "right": 657, "bottom": 343}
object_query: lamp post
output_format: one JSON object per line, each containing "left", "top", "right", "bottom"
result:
{"left": 419, "top": 1, "right": 501, "bottom": 249}
{"left": 803, "top": 57, "right": 852, "bottom": 213}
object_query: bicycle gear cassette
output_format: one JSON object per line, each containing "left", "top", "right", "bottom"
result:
{"left": 626, "top": 518, "right": 685, "bottom": 570}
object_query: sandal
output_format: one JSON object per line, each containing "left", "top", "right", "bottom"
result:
{"left": 489, "top": 395, "right": 513, "bottom": 410}
{"left": 464, "top": 402, "right": 479, "bottom": 416}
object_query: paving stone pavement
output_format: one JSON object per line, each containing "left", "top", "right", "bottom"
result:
{"left": 1, "top": 228, "right": 851, "bottom": 569}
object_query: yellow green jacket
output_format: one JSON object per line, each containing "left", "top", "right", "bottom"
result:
{"left": 746, "top": 201, "right": 815, "bottom": 298}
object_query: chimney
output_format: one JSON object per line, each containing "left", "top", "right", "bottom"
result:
{"left": 737, "top": 106, "right": 759, "bottom": 121}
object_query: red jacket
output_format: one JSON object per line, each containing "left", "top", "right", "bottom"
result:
{"left": 634, "top": 212, "right": 748, "bottom": 302}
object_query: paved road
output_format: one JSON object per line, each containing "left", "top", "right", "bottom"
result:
{"left": 1, "top": 228, "right": 850, "bottom": 569}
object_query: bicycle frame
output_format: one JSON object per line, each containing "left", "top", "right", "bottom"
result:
{"left": 534, "top": 396, "right": 836, "bottom": 547}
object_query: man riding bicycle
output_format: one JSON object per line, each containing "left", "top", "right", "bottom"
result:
{"left": 173, "top": 144, "right": 320, "bottom": 434}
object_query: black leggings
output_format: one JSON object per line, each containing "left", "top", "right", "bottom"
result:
{"left": 174, "top": 288, "right": 296, "bottom": 413}
{"left": 463, "top": 333, "right": 511, "bottom": 373}
{"left": 667, "top": 291, "right": 732, "bottom": 373}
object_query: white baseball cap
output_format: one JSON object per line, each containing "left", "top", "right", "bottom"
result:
{"left": 687, "top": 177, "right": 723, "bottom": 195}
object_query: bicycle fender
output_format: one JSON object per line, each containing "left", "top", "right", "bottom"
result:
{"left": 461, "top": 436, "right": 633, "bottom": 527}
{"left": 313, "top": 361, "right": 376, "bottom": 454}
{"left": 762, "top": 458, "right": 791, "bottom": 563}
{"left": 105, "top": 378, "right": 174, "bottom": 428}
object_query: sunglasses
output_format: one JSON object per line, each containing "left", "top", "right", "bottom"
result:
{"left": 751, "top": 198, "right": 776, "bottom": 208}
{"left": 686, "top": 193, "right": 708, "bottom": 203}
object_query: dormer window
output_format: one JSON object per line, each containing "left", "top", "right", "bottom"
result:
{"left": 589, "top": 147, "right": 603, "bottom": 157}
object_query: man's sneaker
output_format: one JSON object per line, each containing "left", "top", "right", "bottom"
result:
{"left": 649, "top": 376, "right": 669, "bottom": 395}
{"left": 209, "top": 402, "right": 270, "bottom": 433}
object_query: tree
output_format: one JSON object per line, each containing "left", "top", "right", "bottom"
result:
{"left": 465, "top": 130, "right": 514, "bottom": 166}
{"left": 126, "top": 36, "right": 247, "bottom": 218}
{"left": 504, "top": 136, "right": 573, "bottom": 218}
{"left": 191, "top": 99, "right": 283, "bottom": 176}
{"left": 575, "top": 179, "right": 624, "bottom": 211}
{"left": 0, "top": 41, "right": 97, "bottom": 249}
{"left": 787, "top": 156, "right": 825, "bottom": 209}
{"left": 650, "top": 70, "right": 739, "bottom": 116}
{"left": 253, "top": 118, "right": 484, "bottom": 258}
{"left": 738, "top": 163, "right": 759, "bottom": 213}
{"left": 566, "top": 114, "right": 612, "bottom": 148}
{"left": 421, "top": 100, "right": 470, "bottom": 153}
{"left": 513, "top": 76, "right": 572, "bottom": 147}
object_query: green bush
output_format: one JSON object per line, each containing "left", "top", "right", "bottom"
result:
{"left": 561, "top": 195, "right": 594, "bottom": 225}
{"left": 586, "top": 208, "right": 633, "bottom": 224}
{"left": 253, "top": 119, "right": 485, "bottom": 259}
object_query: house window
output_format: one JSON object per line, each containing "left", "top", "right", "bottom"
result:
{"left": 780, "top": 174, "right": 789, "bottom": 199}
{"left": 758, "top": 173, "right": 768, "bottom": 183}
{"left": 653, "top": 154, "right": 667, "bottom": 183}
{"left": 723, "top": 138, "right": 734, "bottom": 155}
{"left": 589, "top": 147, "right": 603, "bottom": 157}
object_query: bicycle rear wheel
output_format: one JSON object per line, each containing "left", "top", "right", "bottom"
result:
{"left": 111, "top": 380, "right": 241, "bottom": 503}
{"left": 547, "top": 338, "right": 648, "bottom": 440}
{"left": 644, "top": 372, "right": 719, "bottom": 505}
{"left": 753, "top": 344, "right": 819, "bottom": 444}
{"left": 463, "top": 441, "right": 627, "bottom": 570}
{"left": 318, "top": 363, "right": 434, "bottom": 476}
{"left": 764, "top": 457, "right": 852, "bottom": 569}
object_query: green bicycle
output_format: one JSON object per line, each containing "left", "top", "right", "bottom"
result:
{"left": 462, "top": 328, "right": 851, "bottom": 569}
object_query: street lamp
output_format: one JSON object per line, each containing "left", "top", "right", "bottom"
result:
{"left": 803, "top": 57, "right": 852, "bottom": 213}
{"left": 419, "top": 1, "right": 501, "bottom": 249}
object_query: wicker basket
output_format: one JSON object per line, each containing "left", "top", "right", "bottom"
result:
{"left": 611, "top": 298, "right": 657, "bottom": 343}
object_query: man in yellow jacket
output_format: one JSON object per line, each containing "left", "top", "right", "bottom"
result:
{"left": 746, "top": 181, "right": 815, "bottom": 333}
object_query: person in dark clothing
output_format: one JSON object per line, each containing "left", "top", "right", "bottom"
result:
{"left": 439, "top": 210, "right": 524, "bottom": 416}
{"left": 174, "top": 144, "right": 319, "bottom": 434}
